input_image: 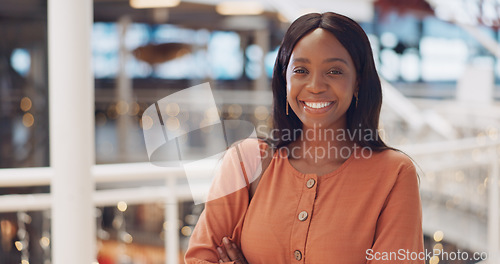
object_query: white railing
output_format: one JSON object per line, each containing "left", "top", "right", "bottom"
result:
{"left": 0, "top": 162, "right": 211, "bottom": 264}
{"left": 0, "top": 163, "right": 210, "bottom": 211}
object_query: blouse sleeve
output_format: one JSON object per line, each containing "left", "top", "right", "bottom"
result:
{"left": 367, "top": 162, "right": 425, "bottom": 264}
{"left": 184, "top": 139, "right": 266, "bottom": 264}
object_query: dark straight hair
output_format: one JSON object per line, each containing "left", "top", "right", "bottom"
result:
{"left": 271, "top": 12, "right": 389, "bottom": 151}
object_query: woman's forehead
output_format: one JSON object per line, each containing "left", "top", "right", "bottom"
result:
{"left": 289, "top": 28, "right": 352, "bottom": 64}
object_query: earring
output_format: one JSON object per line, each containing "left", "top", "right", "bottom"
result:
{"left": 355, "top": 94, "right": 358, "bottom": 108}
{"left": 286, "top": 100, "right": 289, "bottom": 115}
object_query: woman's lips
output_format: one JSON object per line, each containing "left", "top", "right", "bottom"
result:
{"left": 299, "top": 100, "right": 335, "bottom": 114}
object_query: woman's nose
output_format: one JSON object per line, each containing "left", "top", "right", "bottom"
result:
{"left": 305, "top": 72, "right": 328, "bottom": 93}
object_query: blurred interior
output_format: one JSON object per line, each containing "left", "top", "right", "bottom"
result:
{"left": 1, "top": 0, "right": 500, "bottom": 263}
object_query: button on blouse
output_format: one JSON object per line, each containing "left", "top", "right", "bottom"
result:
{"left": 306, "top": 178, "right": 316, "bottom": 188}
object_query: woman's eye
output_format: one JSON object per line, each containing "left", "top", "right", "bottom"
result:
{"left": 328, "top": 69, "right": 342, "bottom": 75}
{"left": 293, "top": 68, "right": 307, "bottom": 74}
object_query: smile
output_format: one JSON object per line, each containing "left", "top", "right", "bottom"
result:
{"left": 302, "top": 101, "right": 333, "bottom": 109}
{"left": 299, "top": 100, "right": 335, "bottom": 114}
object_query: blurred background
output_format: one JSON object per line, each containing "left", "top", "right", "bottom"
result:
{"left": 1, "top": 0, "right": 500, "bottom": 263}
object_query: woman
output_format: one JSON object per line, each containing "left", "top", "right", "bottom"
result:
{"left": 185, "top": 12, "right": 424, "bottom": 264}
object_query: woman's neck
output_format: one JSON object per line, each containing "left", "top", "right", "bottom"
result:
{"left": 288, "top": 125, "right": 354, "bottom": 165}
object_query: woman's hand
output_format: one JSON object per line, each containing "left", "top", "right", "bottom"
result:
{"left": 217, "top": 237, "right": 248, "bottom": 264}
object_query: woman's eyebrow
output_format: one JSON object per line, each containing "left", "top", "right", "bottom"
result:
{"left": 323, "top": 57, "right": 349, "bottom": 65}
{"left": 291, "top": 57, "right": 349, "bottom": 65}
{"left": 291, "top": 58, "right": 310, "bottom": 64}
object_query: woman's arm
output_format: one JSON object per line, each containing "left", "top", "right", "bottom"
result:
{"left": 185, "top": 139, "right": 266, "bottom": 264}
{"left": 367, "top": 162, "right": 425, "bottom": 264}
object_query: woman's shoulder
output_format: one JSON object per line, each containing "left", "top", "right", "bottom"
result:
{"left": 363, "top": 147, "right": 415, "bottom": 171}
{"left": 373, "top": 148, "right": 412, "bottom": 161}
{"left": 356, "top": 148, "right": 419, "bottom": 190}
{"left": 226, "top": 137, "right": 273, "bottom": 176}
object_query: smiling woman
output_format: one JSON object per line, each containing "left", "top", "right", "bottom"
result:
{"left": 185, "top": 12, "right": 424, "bottom": 264}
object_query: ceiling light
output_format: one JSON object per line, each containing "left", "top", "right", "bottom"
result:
{"left": 130, "top": 0, "right": 180, "bottom": 9}
{"left": 216, "top": 1, "right": 264, "bottom": 16}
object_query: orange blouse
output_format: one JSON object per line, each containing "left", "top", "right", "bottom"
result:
{"left": 185, "top": 139, "right": 424, "bottom": 264}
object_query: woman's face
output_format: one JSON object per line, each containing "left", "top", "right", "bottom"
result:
{"left": 286, "top": 28, "right": 357, "bottom": 131}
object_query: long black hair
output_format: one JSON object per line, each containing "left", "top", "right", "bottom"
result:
{"left": 271, "top": 12, "right": 389, "bottom": 151}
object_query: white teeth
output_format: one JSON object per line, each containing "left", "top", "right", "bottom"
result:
{"left": 304, "top": 101, "right": 332, "bottom": 109}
